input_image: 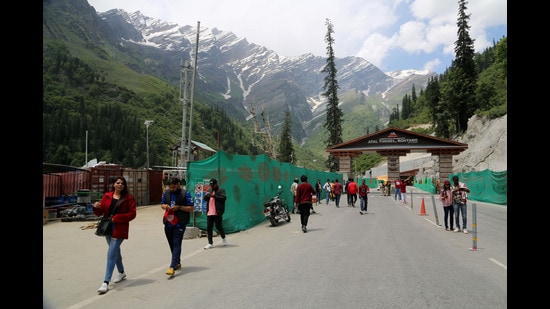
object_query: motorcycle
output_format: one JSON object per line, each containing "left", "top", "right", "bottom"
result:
{"left": 262, "top": 185, "right": 291, "bottom": 226}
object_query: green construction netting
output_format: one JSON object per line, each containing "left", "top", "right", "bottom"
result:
{"left": 413, "top": 169, "right": 507, "bottom": 205}
{"left": 184, "top": 151, "right": 507, "bottom": 233}
{"left": 185, "top": 151, "right": 343, "bottom": 234}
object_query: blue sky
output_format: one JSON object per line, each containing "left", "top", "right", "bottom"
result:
{"left": 87, "top": 0, "right": 507, "bottom": 74}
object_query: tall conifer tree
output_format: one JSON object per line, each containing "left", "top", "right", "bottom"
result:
{"left": 277, "top": 111, "right": 294, "bottom": 163}
{"left": 442, "top": 0, "right": 478, "bottom": 133}
{"left": 321, "top": 18, "right": 343, "bottom": 172}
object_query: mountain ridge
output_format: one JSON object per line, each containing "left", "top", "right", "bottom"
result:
{"left": 43, "top": 0, "right": 446, "bottom": 168}
{"left": 91, "top": 7, "right": 437, "bottom": 143}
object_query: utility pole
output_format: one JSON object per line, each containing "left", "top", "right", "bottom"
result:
{"left": 179, "top": 59, "right": 191, "bottom": 170}
{"left": 144, "top": 120, "right": 154, "bottom": 169}
{"left": 186, "top": 21, "right": 200, "bottom": 163}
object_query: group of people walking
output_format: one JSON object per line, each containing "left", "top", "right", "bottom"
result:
{"left": 379, "top": 179, "right": 408, "bottom": 203}
{"left": 92, "top": 173, "right": 469, "bottom": 295}
{"left": 93, "top": 176, "right": 227, "bottom": 294}
{"left": 314, "top": 178, "right": 371, "bottom": 214}
{"left": 290, "top": 176, "right": 373, "bottom": 232}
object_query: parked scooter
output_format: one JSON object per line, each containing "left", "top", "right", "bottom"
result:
{"left": 262, "top": 185, "right": 291, "bottom": 226}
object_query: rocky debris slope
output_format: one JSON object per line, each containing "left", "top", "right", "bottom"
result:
{"left": 418, "top": 114, "right": 507, "bottom": 177}
{"left": 452, "top": 114, "right": 507, "bottom": 172}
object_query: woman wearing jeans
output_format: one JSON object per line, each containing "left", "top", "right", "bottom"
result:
{"left": 439, "top": 180, "right": 454, "bottom": 231}
{"left": 323, "top": 179, "right": 332, "bottom": 205}
{"left": 93, "top": 176, "right": 137, "bottom": 294}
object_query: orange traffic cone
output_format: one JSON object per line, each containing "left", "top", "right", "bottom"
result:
{"left": 419, "top": 197, "right": 428, "bottom": 216}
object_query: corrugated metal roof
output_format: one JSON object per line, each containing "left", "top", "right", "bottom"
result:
{"left": 191, "top": 140, "right": 216, "bottom": 153}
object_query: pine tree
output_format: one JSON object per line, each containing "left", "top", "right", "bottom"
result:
{"left": 277, "top": 112, "right": 294, "bottom": 163}
{"left": 411, "top": 84, "right": 417, "bottom": 105}
{"left": 401, "top": 94, "right": 412, "bottom": 120}
{"left": 321, "top": 18, "right": 343, "bottom": 172}
{"left": 442, "top": 0, "right": 478, "bottom": 133}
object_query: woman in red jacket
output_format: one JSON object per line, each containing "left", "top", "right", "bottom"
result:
{"left": 93, "top": 176, "right": 137, "bottom": 294}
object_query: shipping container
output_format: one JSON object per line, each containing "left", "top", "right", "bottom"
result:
{"left": 43, "top": 164, "right": 165, "bottom": 208}
{"left": 123, "top": 169, "right": 149, "bottom": 206}
{"left": 149, "top": 170, "right": 164, "bottom": 205}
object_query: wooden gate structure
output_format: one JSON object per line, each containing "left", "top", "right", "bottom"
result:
{"left": 326, "top": 127, "right": 468, "bottom": 184}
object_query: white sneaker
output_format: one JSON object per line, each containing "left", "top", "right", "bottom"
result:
{"left": 453, "top": 228, "right": 460, "bottom": 232}
{"left": 204, "top": 243, "right": 214, "bottom": 250}
{"left": 114, "top": 272, "right": 126, "bottom": 283}
{"left": 463, "top": 229, "right": 468, "bottom": 234}
{"left": 222, "top": 238, "right": 227, "bottom": 246}
{"left": 97, "top": 282, "right": 109, "bottom": 294}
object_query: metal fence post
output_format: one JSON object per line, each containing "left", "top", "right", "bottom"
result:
{"left": 431, "top": 195, "right": 440, "bottom": 226}
{"left": 469, "top": 203, "right": 478, "bottom": 251}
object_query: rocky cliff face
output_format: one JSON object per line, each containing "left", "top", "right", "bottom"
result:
{"left": 417, "top": 114, "right": 507, "bottom": 177}
{"left": 452, "top": 114, "right": 507, "bottom": 173}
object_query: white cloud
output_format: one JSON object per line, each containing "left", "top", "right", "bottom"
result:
{"left": 87, "top": 0, "right": 506, "bottom": 73}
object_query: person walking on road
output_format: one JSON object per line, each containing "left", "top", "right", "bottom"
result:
{"left": 295, "top": 174, "right": 316, "bottom": 233}
{"left": 439, "top": 180, "right": 454, "bottom": 231}
{"left": 323, "top": 179, "right": 332, "bottom": 205}
{"left": 358, "top": 179, "right": 370, "bottom": 214}
{"left": 393, "top": 178, "right": 402, "bottom": 201}
{"left": 347, "top": 178, "right": 358, "bottom": 207}
{"left": 330, "top": 180, "right": 336, "bottom": 201}
{"left": 93, "top": 176, "right": 137, "bottom": 294}
{"left": 315, "top": 179, "right": 323, "bottom": 206}
{"left": 451, "top": 175, "right": 470, "bottom": 233}
{"left": 203, "top": 178, "right": 228, "bottom": 249}
{"left": 332, "top": 179, "right": 343, "bottom": 207}
{"left": 290, "top": 178, "right": 299, "bottom": 214}
{"left": 345, "top": 178, "right": 351, "bottom": 206}
{"left": 160, "top": 177, "right": 194, "bottom": 276}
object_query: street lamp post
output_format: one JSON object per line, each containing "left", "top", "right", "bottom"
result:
{"left": 144, "top": 120, "right": 154, "bottom": 169}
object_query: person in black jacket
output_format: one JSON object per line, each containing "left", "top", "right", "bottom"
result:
{"left": 203, "top": 178, "right": 228, "bottom": 249}
{"left": 160, "top": 177, "right": 194, "bottom": 276}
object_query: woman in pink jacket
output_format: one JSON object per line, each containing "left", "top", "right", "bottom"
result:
{"left": 439, "top": 180, "right": 454, "bottom": 231}
{"left": 93, "top": 176, "right": 137, "bottom": 294}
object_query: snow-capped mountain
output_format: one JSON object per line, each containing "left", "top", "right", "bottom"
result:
{"left": 96, "top": 9, "right": 436, "bottom": 141}
{"left": 44, "top": 0, "right": 437, "bottom": 143}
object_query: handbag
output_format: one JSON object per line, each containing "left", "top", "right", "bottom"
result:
{"left": 95, "top": 199, "right": 120, "bottom": 237}
{"left": 95, "top": 217, "right": 113, "bottom": 236}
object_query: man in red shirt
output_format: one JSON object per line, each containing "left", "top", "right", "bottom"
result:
{"left": 346, "top": 178, "right": 358, "bottom": 207}
{"left": 358, "top": 179, "right": 370, "bottom": 214}
{"left": 393, "top": 178, "right": 402, "bottom": 201}
{"left": 332, "top": 179, "right": 344, "bottom": 207}
{"left": 295, "top": 174, "right": 316, "bottom": 233}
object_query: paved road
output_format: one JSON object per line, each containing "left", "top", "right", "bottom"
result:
{"left": 43, "top": 189, "right": 507, "bottom": 309}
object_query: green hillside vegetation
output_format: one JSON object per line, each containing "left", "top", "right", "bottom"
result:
{"left": 43, "top": 42, "right": 256, "bottom": 167}
{"left": 388, "top": 36, "right": 507, "bottom": 133}
{"left": 42, "top": 0, "right": 506, "bottom": 174}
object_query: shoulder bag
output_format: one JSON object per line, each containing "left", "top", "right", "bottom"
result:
{"left": 95, "top": 200, "right": 120, "bottom": 237}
